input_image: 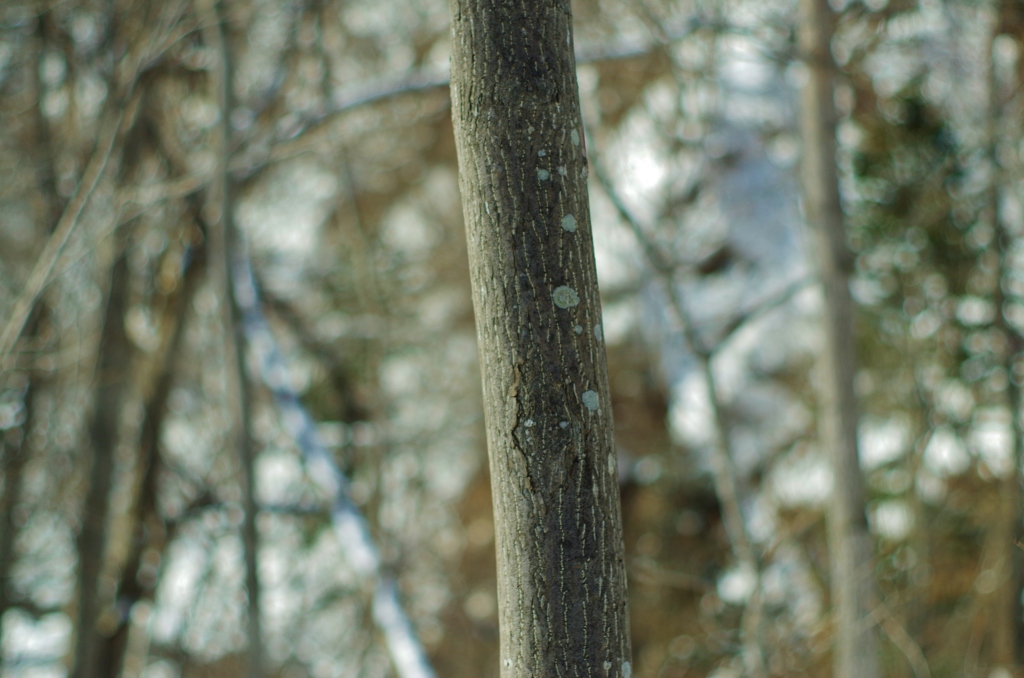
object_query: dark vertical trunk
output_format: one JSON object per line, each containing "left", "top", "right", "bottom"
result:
{"left": 73, "top": 251, "right": 134, "bottom": 678}
{"left": 448, "top": 1, "right": 632, "bottom": 675}
{"left": 93, "top": 245, "right": 205, "bottom": 678}
{"left": 1, "top": 18, "right": 67, "bottom": 658}
{"left": 797, "top": 2, "right": 880, "bottom": 677}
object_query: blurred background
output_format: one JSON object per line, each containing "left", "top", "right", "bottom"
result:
{"left": 1, "top": 0, "right": 1023, "bottom": 676}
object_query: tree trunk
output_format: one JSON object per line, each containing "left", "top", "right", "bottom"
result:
{"left": 989, "top": 17, "right": 1023, "bottom": 669}
{"left": 0, "top": 371, "right": 33, "bottom": 666}
{"left": 93, "top": 243, "right": 205, "bottom": 678}
{"left": 1, "top": 16, "right": 66, "bottom": 661}
{"left": 201, "top": 2, "right": 264, "bottom": 674}
{"left": 73, "top": 250, "right": 134, "bottom": 678}
{"left": 798, "top": 2, "right": 880, "bottom": 678}
{"left": 448, "top": 1, "right": 632, "bottom": 675}
{"left": 990, "top": 416, "right": 1023, "bottom": 669}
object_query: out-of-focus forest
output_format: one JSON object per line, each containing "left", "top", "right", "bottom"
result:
{"left": 1, "top": 0, "right": 1023, "bottom": 676}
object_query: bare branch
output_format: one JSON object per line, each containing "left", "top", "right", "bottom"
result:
{"left": 198, "top": 1, "right": 265, "bottom": 676}
{"left": 0, "top": 97, "right": 135, "bottom": 375}
{"left": 589, "top": 141, "right": 766, "bottom": 676}
{"left": 231, "top": 246, "right": 436, "bottom": 678}
{"left": 870, "top": 604, "right": 931, "bottom": 678}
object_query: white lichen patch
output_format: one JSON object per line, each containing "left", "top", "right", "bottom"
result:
{"left": 558, "top": 166, "right": 567, "bottom": 177}
{"left": 594, "top": 324, "right": 602, "bottom": 342}
{"left": 538, "top": 149, "right": 547, "bottom": 157}
{"left": 622, "top": 661, "right": 632, "bottom": 678}
{"left": 582, "top": 390, "right": 599, "bottom": 411}
{"left": 608, "top": 453, "right": 615, "bottom": 476}
{"left": 571, "top": 129, "right": 580, "bottom": 146}
{"left": 603, "top": 662, "right": 612, "bottom": 671}
{"left": 559, "top": 421, "right": 569, "bottom": 429}
{"left": 537, "top": 168, "right": 550, "bottom": 181}
{"left": 524, "top": 419, "right": 535, "bottom": 428}
{"left": 561, "top": 214, "right": 577, "bottom": 232}
{"left": 552, "top": 286, "right": 580, "bottom": 308}
{"left": 573, "top": 324, "right": 583, "bottom": 335}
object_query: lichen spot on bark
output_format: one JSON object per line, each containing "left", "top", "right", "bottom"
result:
{"left": 559, "top": 421, "right": 569, "bottom": 429}
{"left": 608, "top": 453, "right": 615, "bottom": 476}
{"left": 623, "top": 661, "right": 632, "bottom": 678}
{"left": 603, "top": 662, "right": 612, "bottom": 671}
{"left": 561, "top": 214, "right": 576, "bottom": 232}
{"left": 582, "top": 390, "right": 599, "bottom": 411}
{"left": 594, "top": 323, "right": 603, "bottom": 342}
{"left": 571, "top": 129, "right": 580, "bottom": 146}
{"left": 537, "top": 168, "right": 550, "bottom": 181}
{"left": 553, "top": 286, "right": 580, "bottom": 308}
{"left": 558, "top": 165, "right": 567, "bottom": 176}
{"left": 538, "top": 149, "right": 547, "bottom": 157}
{"left": 573, "top": 324, "right": 583, "bottom": 335}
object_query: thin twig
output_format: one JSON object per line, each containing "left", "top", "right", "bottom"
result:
{"left": 233, "top": 20, "right": 726, "bottom": 183}
{"left": 231, "top": 248, "right": 436, "bottom": 678}
{"left": 630, "top": 558, "right": 710, "bottom": 592}
{"left": 0, "top": 0, "right": 193, "bottom": 376}
{"left": 589, "top": 140, "right": 768, "bottom": 675}
{"left": 869, "top": 604, "right": 932, "bottom": 678}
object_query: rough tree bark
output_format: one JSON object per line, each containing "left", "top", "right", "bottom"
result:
{"left": 798, "top": 2, "right": 880, "bottom": 678}
{"left": 448, "top": 1, "right": 632, "bottom": 675}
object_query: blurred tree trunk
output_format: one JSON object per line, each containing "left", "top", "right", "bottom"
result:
{"left": 798, "top": 2, "right": 880, "bottom": 678}
{"left": 0, "top": 18, "right": 63, "bottom": 657}
{"left": 201, "top": 3, "right": 264, "bottom": 674}
{"left": 73, "top": 250, "right": 134, "bottom": 678}
{"left": 992, "top": 341, "right": 1024, "bottom": 668}
{"left": 93, "top": 242, "right": 205, "bottom": 678}
{"left": 0, "top": 372, "right": 33, "bottom": 662}
{"left": 448, "top": 1, "right": 632, "bottom": 675}
{"left": 989, "top": 15, "right": 1023, "bottom": 669}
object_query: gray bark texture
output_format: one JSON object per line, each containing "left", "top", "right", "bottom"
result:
{"left": 797, "top": 2, "right": 880, "bottom": 678}
{"left": 448, "top": 1, "right": 633, "bottom": 676}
